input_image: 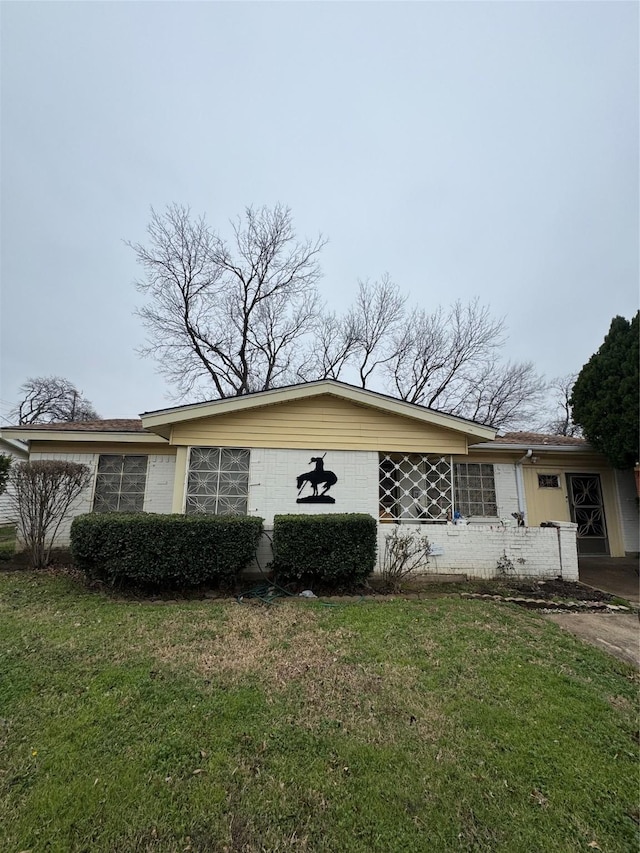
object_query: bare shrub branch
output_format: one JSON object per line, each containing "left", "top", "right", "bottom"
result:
{"left": 9, "top": 461, "right": 91, "bottom": 568}
{"left": 382, "top": 527, "right": 432, "bottom": 592}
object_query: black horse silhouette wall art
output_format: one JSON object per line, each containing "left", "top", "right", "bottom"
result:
{"left": 296, "top": 454, "right": 338, "bottom": 504}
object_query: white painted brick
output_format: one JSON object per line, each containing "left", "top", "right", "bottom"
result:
{"left": 248, "top": 448, "right": 379, "bottom": 526}
{"left": 20, "top": 447, "right": 581, "bottom": 580}
{"left": 144, "top": 456, "right": 176, "bottom": 514}
{"left": 494, "top": 463, "right": 520, "bottom": 519}
{"left": 614, "top": 469, "right": 640, "bottom": 555}
{"left": 376, "top": 522, "right": 578, "bottom": 581}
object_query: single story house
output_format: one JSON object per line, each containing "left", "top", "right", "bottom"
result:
{"left": 2, "top": 381, "right": 637, "bottom": 580}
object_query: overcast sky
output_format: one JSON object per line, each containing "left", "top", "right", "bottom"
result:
{"left": 1, "top": 1, "right": 638, "bottom": 421}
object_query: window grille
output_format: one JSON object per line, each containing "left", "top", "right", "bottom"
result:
{"left": 93, "top": 455, "right": 147, "bottom": 513}
{"left": 185, "top": 447, "right": 250, "bottom": 516}
{"left": 379, "top": 453, "right": 453, "bottom": 521}
{"left": 538, "top": 474, "right": 560, "bottom": 489}
{"left": 454, "top": 463, "right": 497, "bottom": 517}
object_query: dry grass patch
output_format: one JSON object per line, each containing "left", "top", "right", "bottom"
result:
{"left": 150, "top": 601, "right": 445, "bottom": 744}
{"left": 150, "top": 601, "right": 341, "bottom": 684}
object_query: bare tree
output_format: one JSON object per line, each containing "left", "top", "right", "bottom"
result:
{"left": 445, "top": 360, "right": 547, "bottom": 430}
{"left": 130, "top": 204, "right": 325, "bottom": 398}
{"left": 336, "top": 296, "right": 542, "bottom": 430}
{"left": 130, "top": 204, "right": 548, "bottom": 428}
{"left": 385, "top": 299, "right": 506, "bottom": 408}
{"left": 11, "top": 377, "right": 99, "bottom": 425}
{"left": 348, "top": 276, "right": 406, "bottom": 387}
{"left": 9, "top": 460, "right": 91, "bottom": 568}
{"left": 544, "top": 373, "right": 582, "bottom": 436}
{"left": 295, "top": 311, "right": 359, "bottom": 382}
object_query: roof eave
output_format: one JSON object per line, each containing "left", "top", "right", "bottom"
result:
{"left": 0, "top": 428, "right": 168, "bottom": 444}
{"left": 470, "top": 441, "right": 592, "bottom": 453}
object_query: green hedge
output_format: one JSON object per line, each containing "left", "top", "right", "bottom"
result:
{"left": 271, "top": 513, "right": 377, "bottom": 585}
{"left": 71, "top": 513, "right": 263, "bottom": 587}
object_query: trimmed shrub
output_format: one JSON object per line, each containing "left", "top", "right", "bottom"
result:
{"left": 71, "top": 513, "right": 263, "bottom": 587}
{"left": 271, "top": 513, "right": 376, "bottom": 585}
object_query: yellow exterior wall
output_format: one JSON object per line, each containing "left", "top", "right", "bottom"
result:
{"left": 29, "top": 441, "right": 176, "bottom": 456}
{"left": 169, "top": 395, "right": 469, "bottom": 454}
{"left": 523, "top": 467, "right": 570, "bottom": 523}
{"left": 171, "top": 446, "right": 188, "bottom": 513}
{"left": 522, "top": 458, "right": 624, "bottom": 557}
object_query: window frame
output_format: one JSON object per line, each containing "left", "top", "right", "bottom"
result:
{"left": 184, "top": 446, "right": 250, "bottom": 517}
{"left": 92, "top": 454, "right": 149, "bottom": 513}
{"left": 537, "top": 473, "right": 561, "bottom": 489}
{"left": 378, "top": 453, "right": 454, "bottom": 523}
{"left": 453, "top": 462, "right": 498, "bottom": 519}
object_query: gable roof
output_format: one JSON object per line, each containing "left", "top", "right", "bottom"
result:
{"left": 139, "top": 380, "right": 497, "bottom": 442}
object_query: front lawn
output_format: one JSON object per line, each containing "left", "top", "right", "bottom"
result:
{"left": 1, "top": 571, "right": 637, "bottom": 852}
{"left": 0, "top": 523, "right": 16, "bottom": 560}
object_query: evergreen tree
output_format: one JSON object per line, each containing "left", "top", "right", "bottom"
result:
{"left": 570, "top": 313, "right": 639, "bottom": 468}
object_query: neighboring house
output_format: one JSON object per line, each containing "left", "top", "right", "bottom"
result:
{"left": 1, "top": 381, "right": 636, "bottom": 577}
{"left": 0, "top": 436, "right": 28, "bottom": 524}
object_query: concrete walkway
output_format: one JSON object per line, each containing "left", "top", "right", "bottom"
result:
{"left": 544, "top": 557, "right": 640, "bottom": 668}
{"left": 546, "top": 613, "right": 639, "bottom": 668}
{"left": 578, "top": 556, "right": 639, "bottom": 605}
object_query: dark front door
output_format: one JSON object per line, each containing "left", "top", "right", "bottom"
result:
{"left": 566, "top": 473, "right": 609, "bottom": 555}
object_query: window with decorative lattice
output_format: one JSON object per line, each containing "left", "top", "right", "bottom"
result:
{"left": 537, "top": 474, "right": 560, "bottom": 489}
{"left": 454, "top": 462, "right": 497, "bottom": 517}
{"left": 93, "top": 455, "right": 148, "bottom": 513}
{"left": 379, "top": 453, "right": 453, "bottom": 522}
{"left": 185, "top": 447, "right": 250, "bottom": 516}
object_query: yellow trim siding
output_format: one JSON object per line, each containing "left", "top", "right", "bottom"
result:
{"left": 171, "top": 447, "right": 189, "bottom": 513}
{"left": 168, "top": 396, "right": 470, "bottom": 454}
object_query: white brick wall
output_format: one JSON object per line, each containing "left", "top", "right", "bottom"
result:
{"left": 248, "top": 448, "right": 379, "bottom": 526}
{"left": 19, "top": 446, "right": 580, "bottom": 579}
{"left": 614, "top": 469, "right": 639, "bottom": 555}
{"left": 247, "top": 448, "right": 378, "bottom": 574}
{"left": 144, "top": 456, "right": 176, "bottom": 514}
{"left": 376, "top": 521, "right": 579, "bottom": 581}
{"left": 494, "top": 463, "right": 520, "bottom": 519}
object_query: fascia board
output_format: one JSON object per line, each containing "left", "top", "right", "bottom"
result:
{"left": 470, "top": 442, "right": 592, "bottom": 453}
{"left": 0, "top": 429, "right": 168, "bottom": 444}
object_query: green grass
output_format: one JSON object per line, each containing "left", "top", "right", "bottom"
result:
{"left": 1, "top": 571, "right": 638, "bottom": 852}
{"left": 0, "top": 524, "right": 16, "bottom": 560}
